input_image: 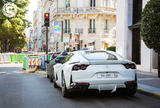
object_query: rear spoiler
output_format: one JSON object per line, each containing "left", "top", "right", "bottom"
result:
{"left": 80, "top": 60, "right": 134, "bottom": 65}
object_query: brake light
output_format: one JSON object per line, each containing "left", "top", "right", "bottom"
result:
{"left": 123, "top": 63, "right": 136, "bottom": 69}
{"left": 72, "top": 64, "right": 89, "bottom": 71}
{"left": 72, "top": 65, "right": 80, "bottom": 71}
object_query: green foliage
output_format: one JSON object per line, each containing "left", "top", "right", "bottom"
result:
{"left": 107, "top": 46, "right": 116, "bottom": 52}
{"left": 141, "top": 0, "right": 160, "bottom": 52}
{"left": 0, "top": 0, "right": 31, "bottom": 52}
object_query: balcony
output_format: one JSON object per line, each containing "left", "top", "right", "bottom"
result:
{"left": 64, "top": 28, "right": 71, "bottom": 34}
{"left": 75, "top": 28, "right": 83, "bottom": 34}
{"left": 88, "top": 28, "right": 96, "bottom": 33}
{"left": 54, "top": 7, "right": 116, "bottom": 16}
{"left": 104, "top": 28, "right": 109, "bottom": 33}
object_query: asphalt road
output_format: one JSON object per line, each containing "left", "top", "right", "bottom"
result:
{"left": 0, "top": 64, "right": 160, "bottom": 108}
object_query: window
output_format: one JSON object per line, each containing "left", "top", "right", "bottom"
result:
{"left": 89, "top": 19, "right": 96, "bottom": 33}
{"left": 83, "top": 51, "right": 117, "bottom": 60}
{"left": 66, "top": 0, "right": 70, "bottom": 8}
{"left": 104, "top": 0, "right": 108, "bottom": 7}
{"left": 90, "top": 0, "right": 96, "bottom": 7}
{"left": 89, "top": 19, "right": 95, "bottom": 29}
{"left": 104, "top": 20, "right": 108, "bottom": 33}
{"left": 64, "top": 20, "right": 70, "bottom": 33}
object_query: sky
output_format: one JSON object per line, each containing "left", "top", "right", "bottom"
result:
{"left": 26, "top": 0, "right": 39, "bottom": 25}
{"left": 25, "top": 0, "right": 39, "bottom": 37}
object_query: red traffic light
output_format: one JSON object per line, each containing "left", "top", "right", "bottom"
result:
{"left": 43, "top": 44, "right": 46, "bottom": 47}
{"left": 45, "top": 13, "right": 49, "bottom": 18}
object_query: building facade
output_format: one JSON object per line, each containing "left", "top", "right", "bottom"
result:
{"left": 32, "top": 0, "right": 43, "bottom": 52}
{"left": 50, "top": 0, "right": 117, "bottom": 51}
{"left": 116, "top": 0, "right": 158, "bottom": 73}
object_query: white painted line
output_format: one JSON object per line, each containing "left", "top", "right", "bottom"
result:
{"left": 0, "top": 72, "right": 6, "bottom": 74}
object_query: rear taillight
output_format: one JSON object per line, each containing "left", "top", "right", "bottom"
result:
{"left": 123, "top": 63, "right": 136, "bottom": 69}
{"left": 72, "top": 64, "right": 89, "bottom": 71}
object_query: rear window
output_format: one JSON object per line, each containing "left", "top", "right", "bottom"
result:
{"left": 83, "top": 51, "right": 117, "bottom": 60}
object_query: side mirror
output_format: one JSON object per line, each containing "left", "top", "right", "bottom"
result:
{"left": 52, "top": 56, "right": 57, "bottom": 60}
{"left": 55, "top": 59, "right": 64, "bottom": 64}
{"left": 55, "top": 59, "right": 60, "bottom": 63}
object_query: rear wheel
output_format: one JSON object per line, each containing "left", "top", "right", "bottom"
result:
{"left": 47, "top": 74, "right": 49, "bottom": 78}
{"left": 53, "top": 75, "right": 58, "bottom": 88}
{"left": 62, "top": 74, "right": 70, "bottom": 98}
{"left": 50, "top": 74, "right": 53, "bottom": 82}
{"left": 125, "top": 85, "right": 137, "bottom": 96}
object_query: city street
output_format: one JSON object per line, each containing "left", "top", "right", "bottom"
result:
{"left": 0, "top": 64, "right": 160, "bottom": 108}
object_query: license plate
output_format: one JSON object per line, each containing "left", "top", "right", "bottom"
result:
{"left": 97, "top": 73, "right": 118, "bottom": 78}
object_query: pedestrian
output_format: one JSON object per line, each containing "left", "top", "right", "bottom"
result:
{"left": 72, "top": 47, "right": 76, "bottom": 52}
{"left": 82, "top": 44, "right": 89, "bottom": 50}
{"left": 56, "top": 47, "right": 60, "bottom": 54}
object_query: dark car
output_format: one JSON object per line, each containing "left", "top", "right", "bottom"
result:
{"left": 46, "top": 54, "right": 67, "bottom": 82}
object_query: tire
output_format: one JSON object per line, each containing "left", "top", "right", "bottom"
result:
{"left": 53, "top": 75, "right": 58, "bottom": 88}
{"left": 47, "top": 74, "right": 49, "bottom": 78}
{"left": 61, "top": 74, "right": 70, "bottom": 98}
{"left": 126, "top": 86, "right": 137, "bottom": 96}
{"left": 50, "top": 74, "right": 53, "bottom": 82}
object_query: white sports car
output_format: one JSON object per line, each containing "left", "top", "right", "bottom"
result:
{"left": 53, "top": 51, "right": 137, "bottom": 97}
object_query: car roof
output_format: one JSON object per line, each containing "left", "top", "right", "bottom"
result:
{"left": 72, "top": 50, "right": 111, "bottom": 54}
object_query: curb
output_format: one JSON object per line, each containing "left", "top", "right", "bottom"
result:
{"left": 137, "top": 87, "right": 160, "bottom": 99}
{"left": 20, "top": 68, "right": 46, "bottom": 75}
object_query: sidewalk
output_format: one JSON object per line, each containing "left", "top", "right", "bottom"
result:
{"left": 137, "top": 71, "right": 160, "bottom": 97}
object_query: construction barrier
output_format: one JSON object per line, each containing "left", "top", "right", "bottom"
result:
{"left": 40, "top": 56, "right": 46, "bottom": 69}
{"left": 17, "top": 54, "right": 24, "bottom": 63}
{"left": 0, "top": 53, "right": 25, "bottom": 64}
{"left": 0, "top": 53, "right": 48, "bottom": 70}
{"left": 23, "top": 57, "right": 28, "bottom": 70}
{"left": 0, "top": 54, "right": 10, "bottom": 63}
{"left": 28, "top": 57, "right": 41, "bottom": 66}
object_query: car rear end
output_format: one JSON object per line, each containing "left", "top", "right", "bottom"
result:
{"left": 69, "top": 51, "right": 137, "bottom": 94}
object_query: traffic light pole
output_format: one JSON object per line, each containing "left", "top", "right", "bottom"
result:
{"left": 79, "top": 32, "right": 81, "bottom": 50}
{"left": 46, "top": 26, "right": 48, "bottom": 62}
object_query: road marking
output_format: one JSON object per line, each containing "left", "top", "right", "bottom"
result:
{"left": 0, "top": 72, "right": 6, "bottom": 74}
{"left": 139, "top": 88, "right": 145, "bottom": 90}
{"left": 152, "top": 91, "right": 160, "bottom": 95}
{"left": 138, "top": 83, "right": 160, "bottom": 96}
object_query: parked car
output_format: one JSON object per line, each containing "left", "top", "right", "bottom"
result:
{"left": 46, "top": 51, "right": 67, "bottom": 82}
{"left": 53, "top": 50, "right": 137, "bottom": 97}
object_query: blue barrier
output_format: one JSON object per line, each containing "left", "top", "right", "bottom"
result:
{"left": 40, "top": 56, "right": 46, "bottom": 69}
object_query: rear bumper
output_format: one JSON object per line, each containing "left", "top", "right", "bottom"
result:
{"left": 68, "top": 82, "right": 90, "bottom": 92}
{"left": 68, "top": 80, "right": 137, "bottom": 92}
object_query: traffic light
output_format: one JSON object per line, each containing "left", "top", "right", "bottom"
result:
{"left": 44, "top": 13, "right": 50, "bottom": 26}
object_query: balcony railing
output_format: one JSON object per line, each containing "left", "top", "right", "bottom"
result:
{"left": 75, "top": 28, "right": 83, "bottom": 34}
{"left": 64, "top": 28, "right": 71, "bottom": 34}
{"left": 54, "top": 7, "right": 116, "bottom": 15}
{"left": 88, "top": 28, "right": 96, "bottom": 33}
{"left": 104, "top": 28, "right": 109, "bottom": 33}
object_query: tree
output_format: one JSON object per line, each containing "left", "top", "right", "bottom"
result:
{"left": 0, "top": 0, "right": 31, "bottom": 52}
{"left": 107, "top": 46, "right": 116, "bottom": 52}
{"left": 141, "top": 0, "right": 160, "bottom": 77}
